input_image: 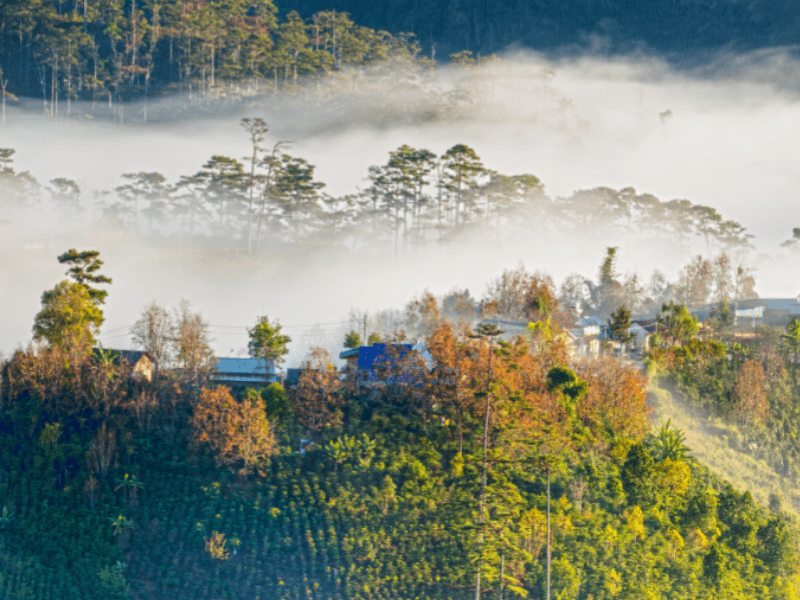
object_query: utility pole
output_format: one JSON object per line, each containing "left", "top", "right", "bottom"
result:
{"left": 469, "top": 322, "right": 504, "bottom": 600}
{"left": 498, "top": 554, "right": 504, "bottom": 600}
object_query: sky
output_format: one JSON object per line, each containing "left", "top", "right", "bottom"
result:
{"left": 1, "top": 50, "right": 799, "bottom": 365}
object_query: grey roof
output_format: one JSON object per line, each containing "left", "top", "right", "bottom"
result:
{"left": 579, "top": 317, "right": 603, "bottom": 328}
{"left": 737, "top": 298, "right": 800, "bottom": 312}
{"left": 477, "top": 318, "right": 529, "bottom": 341}
{"left": 216, "top": 357, "right": 275, "bottom": 376}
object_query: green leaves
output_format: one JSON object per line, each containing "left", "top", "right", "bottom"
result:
{"left": 652, "top": 419, "right": 691, "bottom": 462}
{"left": 57, "top": 248, "right": 112, "bottom": 305}
{"left": 33, "top": 280, "right": 104, "bottom": 350}
{"left": 247, "top": 316, "right": 291, "bottom": 366}
{"left": 546, "top": 366, "right": 588, "bottom": 410}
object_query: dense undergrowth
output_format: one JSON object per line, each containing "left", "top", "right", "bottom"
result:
{"left": 1, "top": 325, "right": 799, "bottom": 599}
{"left": 649, "top": 326, "right": 800, "bottom": 499}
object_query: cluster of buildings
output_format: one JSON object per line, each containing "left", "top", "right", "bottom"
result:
{"left": 571, "top": 296, "right": 800, "bottom": 357}
{"left": 97, "top": 296, "right": 800, "bottom": 388}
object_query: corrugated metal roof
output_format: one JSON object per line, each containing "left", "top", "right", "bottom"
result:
{"left": 216, "top": 357, "right": 275, "bottom": 375}
{"left": 737, "top": 298, "right": 799, "bottom": 311}
{"left": 342, "top": 342, "right": 435, "bottom": 370}
{"left": 216, "top": 374, "right": 278, "bottom": 383}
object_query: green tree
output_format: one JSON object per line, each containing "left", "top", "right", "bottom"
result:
{"left": 703, "top": 542, "right": 725, "bottom": 587}
{"left": 607, "top": 304, "right": 633, "bottom": 350}
{"left": 757, "top": 516, "right": 796, "bottom": 575}
{"left": 195, "top": 155, "right": 246, "bottom": 238}
{"left": 274, "top": 154, "right": 325, "bottom": 242}
{"left": 780, "top": 227, "right": 800, "bottom": 252}
{"left": 0, "top": 149, "right": 40, "bottom": 215}
{"left": 247, "top": 316, "right": 291, "bottom": 366}
{"left": 260, "top": 382, "right": 290, "bottom": 422}
{"left": 658, "top": 301, "right": 699, "bottom": 345}
{"left": 33, "top": 280, "right": 104, "bottom": 349}
{"left": 441, "top": 143, "right": 484, "bottom": 230}
{"left": 782, "top": 318, "right": 800, "bottom": 390}
{"left": 599, "top": 246, "right": 618, "bottom": 287}
{"left": 344, "top": 331, "right": 362, "bottom": 349}
{"left": 709, "top": 298, "right": 734, "bottom": 339}
{"left": 621, "top": 443, "right": 656, "bottom": 507}
{"left": 49, "top": 178, "right": 81, "bottom": 211}
{"left": 534, "top": 366, "right": 588, "bottom": 600}
{"left": 652, "top": 419, "right": 690, "bottom": 462}
{"left": 57, "top": 248, "right": 112, "bottom": 305}
{"left": 468, "top": 321, "right": 504, "bottom": 600}
{"left": 115, "top": 171, "right": 170, "bottom": 231}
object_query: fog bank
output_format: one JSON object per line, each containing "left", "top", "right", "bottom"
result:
{"left": 2, "top": 50, "right": 799, "bottom": 363}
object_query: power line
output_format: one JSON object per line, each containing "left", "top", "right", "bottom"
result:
{"left": 100, "top": 325, "right": 134, "bottom": 334}
{"left": 210, "top": 320, "right": 349, "bottom": 330}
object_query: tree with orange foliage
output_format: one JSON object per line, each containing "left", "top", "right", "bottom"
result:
{"left": 426, "top": 321, "right": 482, "bottom": 453}
{"left": 292, "top": 348, "right": 344, "bottom": 436}
{"left": 573, "top": 356, "right": 651, "bottom": 444}
{"left": 191, "top": 386, "right": 276, "bottom": 478}
{"left": 404, "top": 291, "right": 443, "bottom": 338}
{"left": 733, "top": 360, "right": 769, "bottom": 426}
{"left": 482, "top": 264, "right": 572, "bottom": 328}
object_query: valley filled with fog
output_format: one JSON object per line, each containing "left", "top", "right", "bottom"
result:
{"left": 2, "top": 50, "right": 799, "bottom": 363}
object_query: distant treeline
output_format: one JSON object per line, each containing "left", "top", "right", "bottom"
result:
{"left": 0, "top": 138, "right": 757, "bottom": 258}
{"left": 1, "top": 1, "right": 798, "bottom": 115}
{"left": 284, "top": 0, "right": 800, "bottom": 58}
{"left": 0, "top": 1, "right": 425, "bottom": 108}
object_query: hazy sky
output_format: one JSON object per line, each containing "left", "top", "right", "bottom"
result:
{"left": 2, "top": 51, "right": 798, "bottom": 363}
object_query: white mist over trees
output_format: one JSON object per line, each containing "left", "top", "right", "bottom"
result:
{"left": 1, "top": 52, "right": 799, "bottom": 360}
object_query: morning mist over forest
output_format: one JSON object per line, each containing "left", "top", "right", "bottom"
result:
{"left": 1, "top": 2, "right": 800, "bottom": 600}
{"left": 2, "top": 50, "right": 799, "bottom": 360}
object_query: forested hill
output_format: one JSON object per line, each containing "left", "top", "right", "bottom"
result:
{"left": 2, "top": 251, "right": 800, "bottom": 599}
{"left": 1, "top": 1, "right": 798, "bottom": 111}
{"left": 278, "top": 0, "right": 799, "bottom": 57}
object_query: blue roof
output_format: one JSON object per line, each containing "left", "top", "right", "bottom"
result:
{"left": 357, "top": 343, "right": 413, "bottom": 369}
{"left": 579, "top": 317, "right": 603, "bottom": 328}
{"left": 343, "top": 342, "right": 435, "bottom": 370}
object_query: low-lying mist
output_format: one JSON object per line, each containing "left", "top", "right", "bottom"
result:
{"left": 2, "top": 50, "right": 799, "bottom": 363}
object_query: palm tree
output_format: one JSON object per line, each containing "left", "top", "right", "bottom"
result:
{"left": 782, "top": 318, "right": 800, "bottom": 389}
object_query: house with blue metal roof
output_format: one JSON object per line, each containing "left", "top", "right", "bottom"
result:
{"left": 339, "top": 342, "right": 433, "bottom": 385}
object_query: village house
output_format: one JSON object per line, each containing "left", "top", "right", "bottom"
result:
{"left": 339, "top": 342, "right": 434, "bottom": 384}
{"left": 93, "top": 349, "right": 154, "bottom": 381}
{"left": 629, "top": 320, "right": 658, "bottom": 354}
{"left": 212, "top": 357, "right": 278, "bottom": 388}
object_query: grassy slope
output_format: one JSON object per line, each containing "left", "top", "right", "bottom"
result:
{"left": 648, "top": 379, "right": 800, "bottom": 516}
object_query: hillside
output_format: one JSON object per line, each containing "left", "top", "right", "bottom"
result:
{"left": 1, "top": 322, "right": 799, "bottom": 599}
{"left": 283, "top": 0, "right": 799, "bottom": 57}
{"left": 649, "top": 381, "right": 800, "bottom": 516}
{"left": 2, "top": 0, "right": 797, "bottom": 115}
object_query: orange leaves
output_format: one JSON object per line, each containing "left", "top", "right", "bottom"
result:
{"left": 425, "top": 321, "right": 652, "bottom": 456}
{"left": 293, "top": 349, "right": 344, "bottom": 434}
{"left": 733, "top": 360, "right": 769, "bottom": 426}
{"left": 574, "top": 357, "right": 651, "bottom": 444}
{"left": 191, "top": 386, "right": 276, "bottom": 477}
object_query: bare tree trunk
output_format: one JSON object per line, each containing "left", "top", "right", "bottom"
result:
{"left": 1, "top": 76, "right": 7, "bottom": 126}
{"left": 255, "top": 142, "right": 284, "bottom": 251}
{"left": 210, "top": 38, "right": 215, "bottom": 88}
